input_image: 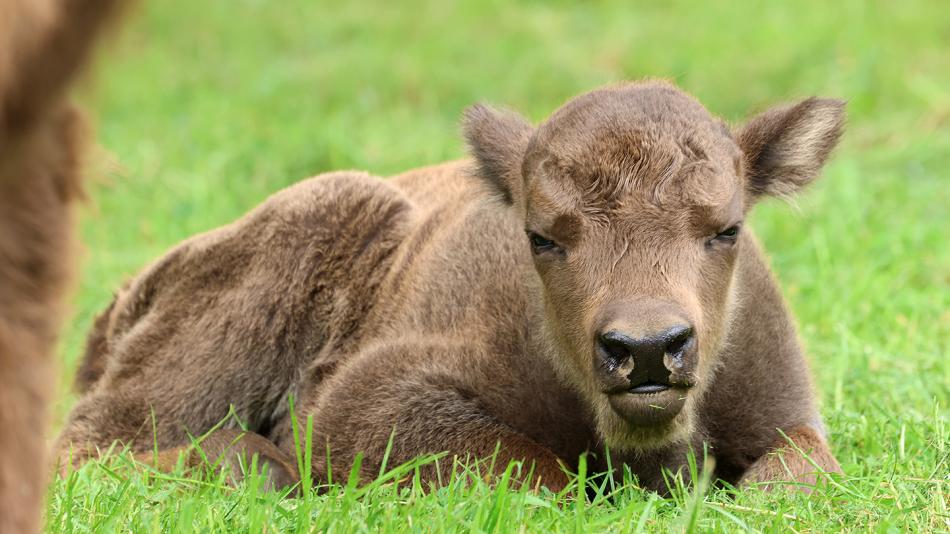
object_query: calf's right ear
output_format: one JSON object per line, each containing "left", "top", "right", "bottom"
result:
{"left": 737, "top": 98, "right": 846, "bottom": 199}
{"left": 462, "top": 103, "right": 534, "bottom": 205}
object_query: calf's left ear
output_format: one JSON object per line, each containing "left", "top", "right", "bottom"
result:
{"left": 737, "top": 98, "right": 846, "bottom": 198}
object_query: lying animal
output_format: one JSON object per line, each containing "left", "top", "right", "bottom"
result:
{"left": 58, "top": 80, "right": 844, "bottom": 492}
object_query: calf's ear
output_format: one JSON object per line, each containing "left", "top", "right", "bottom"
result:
{"left": 737, "top": 98, "right": 845, "bottom": 198}
{"left": 463, "top": 103, "right": 534, "bottom": 205}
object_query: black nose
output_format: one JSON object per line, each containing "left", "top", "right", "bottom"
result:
{"left": 597, "top": 325, "right": 694, "bottom": 393}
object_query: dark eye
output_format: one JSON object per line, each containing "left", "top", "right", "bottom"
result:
{"left": 718, "top": 226, "right": 739, "bottom": 239}
{"left": 527, "top": 231, "right": 558, "bottom": 253}
{"left": 711, "top": 224, "right": 741, "bottom": 245}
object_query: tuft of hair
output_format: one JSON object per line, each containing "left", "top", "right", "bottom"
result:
{"left": 737, "top": 97, "right": 846, "bottom": 199}
{"left": 462, "top": 103, "right": 533, "bottom": 204}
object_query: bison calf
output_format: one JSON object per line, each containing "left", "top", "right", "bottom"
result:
{"left": 58, "top": 80, "right": 844, "bottom": 493}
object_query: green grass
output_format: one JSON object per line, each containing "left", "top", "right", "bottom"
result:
{"left": 49, "top": 0, "right": 948, "bottom": 531}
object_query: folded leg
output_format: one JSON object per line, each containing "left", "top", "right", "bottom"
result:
{"left": 740, "top": 425, "right": 841, "bottom": 491}
{"left": 299, "top": 340, "right": 570, "bottom": 491}
{"left": 136, "top": 429, "right": 299, "bottom": 491}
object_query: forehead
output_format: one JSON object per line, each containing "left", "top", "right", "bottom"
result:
{"left": 524, "top": 83, "right": 742, "bottom": 215}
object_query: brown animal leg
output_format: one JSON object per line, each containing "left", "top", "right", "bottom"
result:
{"left": 56, "top": 393, "right": 300, "bottom": 491}
{"left": 300, "top": 342, "right": 571, "bottom": 492}
{"left": 0, "top": 0, "right": 126, "bottom": 530}
{"left": 135, "top": 429, "right": 299, "bottom": 492}
{"left": 740, "top": 425, "right": 842, "bottom": 491}
{"left": 315, "top": 405, "right": 570, "bottom": 492}
{"left": 55, "top": 392, "right": 155, "bottom": 471}
{"left": 407, "top": 422, "right": 570, "bottom": 492}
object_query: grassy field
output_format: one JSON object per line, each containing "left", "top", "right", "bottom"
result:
{"left": 48, "top": 0, "right": 948, "bottom": 531}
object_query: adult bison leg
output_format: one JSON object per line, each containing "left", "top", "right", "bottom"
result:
{"left": 299, "top": 341, "right": 569, "bottom": 492}
{"left": 0, "top": 0, "right": 125, "bottom": 531}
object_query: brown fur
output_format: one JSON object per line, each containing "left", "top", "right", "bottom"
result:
{"left": 134, "top": 429, "right": 300, "bottom": 491}
{"left": 57, "top": 81, "right": 845, "bottom": 493}
{"left": 0, "top": 0, "right": 125, "bottom": 531}
{"left": 740, "top": 425, "right": 842, "bottom": 491}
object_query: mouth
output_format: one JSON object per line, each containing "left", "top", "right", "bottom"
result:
{"left": 604, "top": 383, "right": 688, "bottom": 427}
{"left": 627, "top": 381, "right": 670, "bottom": 394}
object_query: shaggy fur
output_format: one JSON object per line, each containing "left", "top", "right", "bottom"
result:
{"left": 0, "top": 0, "right": 124, "bottom": 531}
{"left": 58, "top": 81, "right": 845, "bottom": 493}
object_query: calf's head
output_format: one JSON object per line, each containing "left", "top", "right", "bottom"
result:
{"left": 465, "top": 81, "right": 844, "bottom": 450}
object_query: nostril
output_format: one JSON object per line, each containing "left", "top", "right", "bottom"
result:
{"left": 664, "top": 325, "right": 694, "bottom": 355}
{"left": 598, "top": 332, "right": 631, "bottom": 363}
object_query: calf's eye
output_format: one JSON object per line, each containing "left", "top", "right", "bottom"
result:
{"left": 527, "top": 231, "right": 559, "bottom": 253}
{"left": 708, "top": 224, "right": 741, "bottom": 246}
{"left": 718, "top": 225, "right": 740, "bottom": 239}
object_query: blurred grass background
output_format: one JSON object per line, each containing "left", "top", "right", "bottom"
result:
{"left": 52, "top": 0, "right": 947, "bottom": 530}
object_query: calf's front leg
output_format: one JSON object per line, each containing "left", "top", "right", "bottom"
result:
{"left": 740, "top": 424, "right": 842, "bottom": 491}
{"left": 301, "top": 342, "right": 571, "bottom": 492}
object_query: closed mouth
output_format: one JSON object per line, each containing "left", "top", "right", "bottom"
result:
{"left": 606, "top": 385, "right": 688, "bottom": 426}
{"left": 628, "top": 381, "right": 670, "bottom": 394}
